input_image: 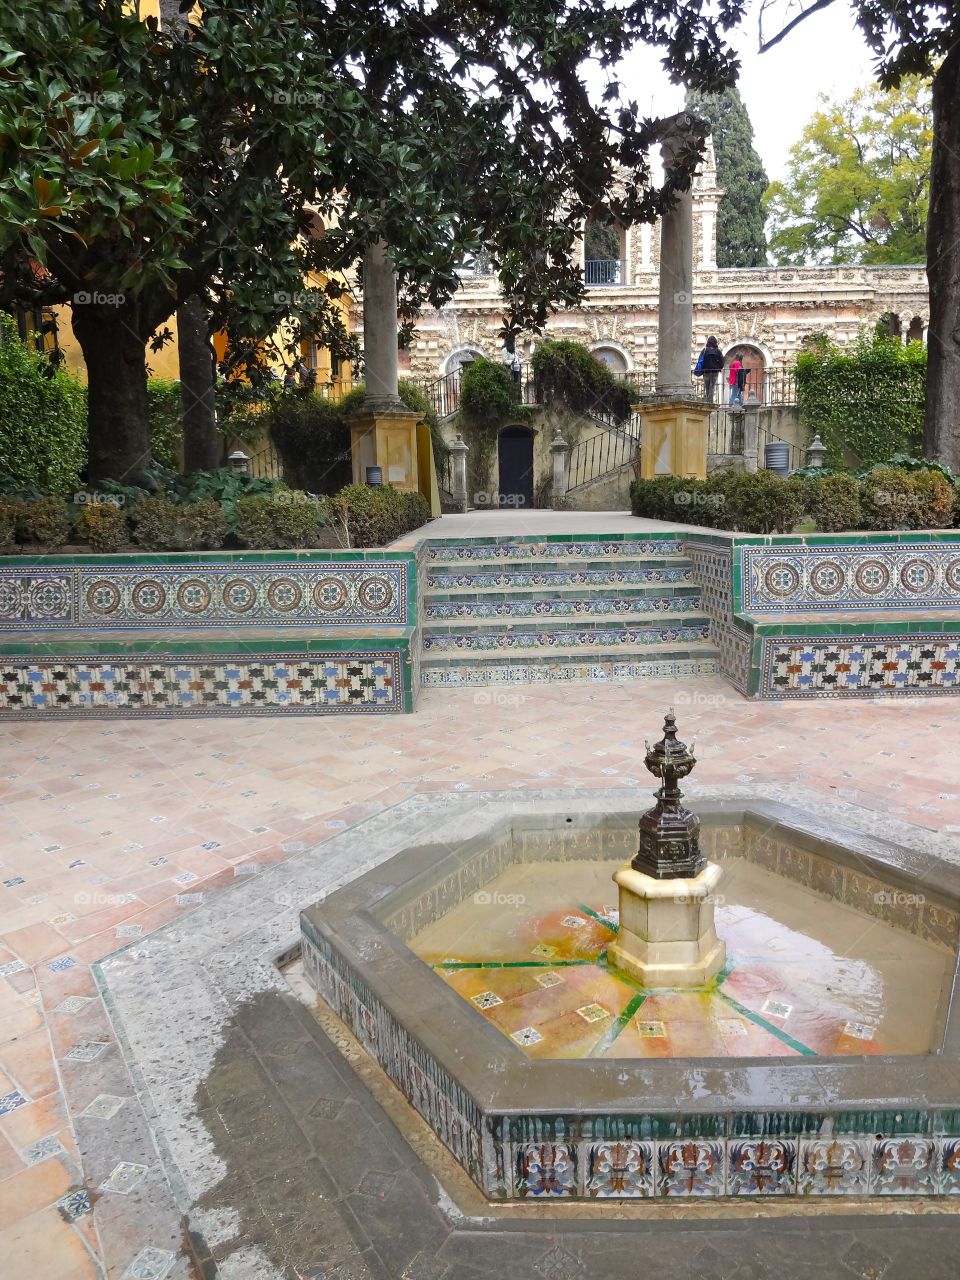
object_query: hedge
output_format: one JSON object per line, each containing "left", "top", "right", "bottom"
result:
{"left": 630, "top": 462, "right": 959, "bottom": 533}
{"left": 0, "top": 315, "right": 86, "bottom": 494}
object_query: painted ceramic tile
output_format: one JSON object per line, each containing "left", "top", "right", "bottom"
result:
{"left": 799, "top": 1137, "right": 869, "bottom": 1196}
{"left": 939, "top": 1138, "right": 960, "bottom": 1194}
{"left": 871, "top": 1137, "right": 936, "bottom": 1195}
{"left": 588, "top": 1140, "right": 654, "bottom": 1197}
{"left": 659, "top": 1140, "right": 725, "bottom": 1197}
{"left": 729, "top": 1139, "right": 795, "bottom": 1195}
{"left": 517, "top": 1142, "right": 576, "bottom": 1196}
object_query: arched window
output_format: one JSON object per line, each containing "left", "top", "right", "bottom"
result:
{"left": 876, "top": 312, "right": 902, "bottom": 341}
{"left": 906, "top": 316, "right": 924, "bottom": 344}
{"left": 591, "top": 345, "right": 629, "bottom": 375}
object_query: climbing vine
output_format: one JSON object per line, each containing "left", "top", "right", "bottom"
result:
{"left": 793, "top": 333, "right": 926, "bottom": 466}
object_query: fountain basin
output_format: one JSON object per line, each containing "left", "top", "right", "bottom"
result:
{"left": 300, "top": 797, "right": 960, "bottom": 1199}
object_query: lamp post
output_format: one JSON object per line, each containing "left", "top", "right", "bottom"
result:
{"left": 228, "top": 450, "right": 250, "bottom": 474}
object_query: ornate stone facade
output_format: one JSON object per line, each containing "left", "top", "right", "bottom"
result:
{"left": 388, "top": 145, "right": 928, "bottom": 385}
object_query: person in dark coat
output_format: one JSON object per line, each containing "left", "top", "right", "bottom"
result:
{"left": 697, "top": 335, "right": 724, "bottom": 403}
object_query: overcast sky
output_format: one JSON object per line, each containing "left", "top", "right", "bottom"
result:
{"left": 613, "top": 0, "right": 880, "bottom": 181}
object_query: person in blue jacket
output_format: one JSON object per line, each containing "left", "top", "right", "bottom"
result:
{"left": 696, "top": 336, "right": 725, "bottom": 403}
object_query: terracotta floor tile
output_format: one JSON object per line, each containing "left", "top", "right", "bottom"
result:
{"left": 0, "top": 1204, "right": 101, "bottom": 1279}
{"left": 0, "top": 1158, "right": 73, "bottom": 1227}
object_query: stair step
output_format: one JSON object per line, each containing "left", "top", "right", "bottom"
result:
{"left": 424, "top": 604, "right": 706, "bottom": 627}
{"left": 420, "top": 642, "right": 721, "bottom": 685}
{"left": 424, "top": 537, "right": 682, "bottom": 565}
{"left": 425, "top": 583, "right": 700, "bottom": 606}
{"left": 421, "top": 621, "right": 711, "bottom": 654}
{"left": 425, "top": 558, "right": 694, "bottom": 587}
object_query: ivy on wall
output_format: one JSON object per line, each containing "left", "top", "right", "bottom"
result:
{"left": 794, "top": 333, "right": 926, "bottom": 466}
{"left": 0, "top": 315, "right": 87, "bottom": 493}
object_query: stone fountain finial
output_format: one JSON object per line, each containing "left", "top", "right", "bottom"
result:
{"left": 633, "top": 711, "right": 705, "bottom": 881}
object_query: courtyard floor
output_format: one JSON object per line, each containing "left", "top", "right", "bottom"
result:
{"left": 2, "top": 676, "right": 960, "bottom": 1278}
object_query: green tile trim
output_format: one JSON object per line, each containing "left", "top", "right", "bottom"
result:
{"left": 577, "top": 903, "right": 619, "bottom": 932}
{"left": 589, "top": 991, "right": 648, "bottom": 1057}
{"left": 716, "top": 990, "right": 816, "bottom": 1056}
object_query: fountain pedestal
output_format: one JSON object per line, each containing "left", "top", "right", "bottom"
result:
{"left": 608, "top": 862, "right": 725, "bottom": 987}
{"left": 609, "top": 710, "right": 726, "bottom": 988}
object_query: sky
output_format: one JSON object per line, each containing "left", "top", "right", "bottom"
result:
{"left": 613, "top": 0, "right": 881, "bottom": 181}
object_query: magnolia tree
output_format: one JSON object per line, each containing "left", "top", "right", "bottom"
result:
{"left": 0, "top": 0, "right": 739, "bottom": 484}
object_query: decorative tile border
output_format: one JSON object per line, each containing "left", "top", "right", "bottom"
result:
{"left": 425, "top": 595, "right": 702, "bottom": 621}
{"left": 760, "top": 635, "right": 960, "bottom": 698}
{"left": 741, "top": 543, "right": 960, "bottom": 612}
{"left": 0, "top": 559, "right": 410, "bottom": 629}
{"left": 427, "top": 567, "right": 694, "bottom": 590}
{"left": 683, "top": 539, "right": 750, "bottom": 692}
{"left": 0, "top": 651, "right": 406, "bottom": 716}
{"left": 426, "top": 539, "right": 680, "bottom": 562}
{"left": 422, "top": 624, "right": 710, "bottom": 652}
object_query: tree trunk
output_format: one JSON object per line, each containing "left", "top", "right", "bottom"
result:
{"left": 923, "top": 44, "right": 960, "bottom": 469}
{"left": 178, "top": 296, "right": 222, "bottom": 471}
{"left": 72, "top": 302, "right": 153, "bottom": 485}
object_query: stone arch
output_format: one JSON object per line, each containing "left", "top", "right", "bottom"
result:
{"left": 442, "top": 344, "right": 486, "bottom": 375}
{"left": 906, "top": 316, "right": 925, "bottom": 344}
{"left": 589, "top": 341, "right": 632, "bottom": 374}
{"left": 722, "top": 341, "right": 769, "bottom": 403}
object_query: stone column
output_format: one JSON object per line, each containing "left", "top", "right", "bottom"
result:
{"left": 550, "top": 429, "right": 568, "bottom": 509}
{"left": 656, "top": 123, "right": 696, "bottom": 398}
{"left": 362, "top": 240, "right": 402, "bottom": 409}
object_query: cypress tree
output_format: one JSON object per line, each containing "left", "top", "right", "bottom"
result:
{"left": 685, "top": 86, "right": 769, "bottom": 267}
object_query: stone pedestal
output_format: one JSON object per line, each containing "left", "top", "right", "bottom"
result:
{"left": 349, "top": 409, "right": 421, "bottom": 490}
{"left": 608, "top": 861, "right": 726, "bottom": 987}
{"left": 638, "top": 397, "right": 711, "bottom": 480}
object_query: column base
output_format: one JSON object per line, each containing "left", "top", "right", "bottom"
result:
{"left": 636, "top": 397, "right": 712, "bottom": 481}
{"left": 607, "top": 861, "right": 726, "bottom": 988}
{"left": 349, "top": 408, "right": 422, "bottom": 491}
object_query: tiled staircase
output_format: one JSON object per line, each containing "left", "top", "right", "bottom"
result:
{"left": 418, "top": 534, "right": 720, "bottom": 687}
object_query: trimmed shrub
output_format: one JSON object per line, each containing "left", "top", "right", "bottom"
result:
{"left": 131, "top": 495, "right": 227, "bottom": 550}
{"left": 235, "top": 491, "right": 330, "bottom": 549}
{"left": 0, "top": 315, "right": 87, "bottom": 492}
{"left": 330, "top": 484, "right": 430, "bottom": 548}
{"left": 903, "top": 469, "right": 954, "bottom": 529}
{"left": 630, "top": 471, "right": 805, "bottom": 533}
{"left": 859, "top": 466, "right": 919, "bottom": 530}
{"left": 458, "top": 358, "right": 524, "bottom": 429}
{"left": 234, "top": 495, "right": 276, "bottom": 549}
{"left": 0, "top": 498, "right": 19, "bottom": 550}
{"left": 802, "top": 472, "right": 862, "bottom": 532}
{"left": 75, "top": 501, "right": 128, "bottom": 552}
{"left": 531, "top": 339, "right": 633, "bottom": 422}
{"left": 20, "top": 495, "right": 70, "bottom": 548}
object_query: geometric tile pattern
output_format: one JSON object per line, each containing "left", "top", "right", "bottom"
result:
{"left": 0, "top": 560, "right": 408, "bottom": 629}
{"left": 421, "top": 624, "right": 710, "bottom": 652}
{"left": 683, "top": 539, "right": 751, "bottom": 691}
{"left": 427, "top": 566, "right": 695, "bottom": 591}
{"left": 419, "top": 658, "right": 719, "bottom": 688}
{"left": 762, "top": 636, "right": 960, "bottom": 697}
{"left": 0, "top": 653, "right": 403, "bottom": 716}
{"left": 742, "top": 543, "right": 960, "bottom": 612}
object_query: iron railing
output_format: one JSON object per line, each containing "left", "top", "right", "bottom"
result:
{"left": 707, "top": 410, "right": 744, "bottom": 457}
{"left": 567, "top": 428, "right": 640, "bottom": 491}
{"left": 585, "top": 259, "right": 625, "bottom": 286}
{"left": 415, "top": 364, "right": 537, "bottom": 421}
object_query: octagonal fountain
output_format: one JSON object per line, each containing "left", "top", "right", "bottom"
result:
{"left": 300, "top": 716, "right": 960, "bottom": 1200}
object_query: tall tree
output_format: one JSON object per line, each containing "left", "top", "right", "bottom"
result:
{"left": 0, "top": 0, "right": 737, "bottom": 483}
{"left": 156, "top": 0, "right": 220, "bottom": 473}
{"left": 764, "top": 78, "right": 932, "bottom": 265}
{"left": 668, "top": 0, "right": 960, "bottom": 468}
{"left": 684, "top": 85, "right": 769, "bottom": 266}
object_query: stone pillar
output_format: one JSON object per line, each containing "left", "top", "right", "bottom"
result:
{"left": 656, "top": 124, "right": 696, "bottom": 398}
{"left": 450, "top": 434, "right": 469, "bottom": 513}
{"left": 550, "top": 429, "right": 568, "bottom": 509}
{"left": 742, "top": 405, "right": 760, "bottom": 473}
{"left": 349, "top": 239, "right": 422, "bottom": 490}
{"left": 362, "top": 240, "right": 402, "bottom": 409}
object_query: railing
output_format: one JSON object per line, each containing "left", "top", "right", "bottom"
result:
{"left": 567, "top": 428, "right": 640, "bottom": 491}
{"left": 707, "top": 411, "right": 744, "bottom": 457}
{"left": 415, "top": 364, "right": 537, "bottom": 421}
{"left": 585, "top": 259, "right": 624, "bottom": 287}
{"left": 245, "top": 438, "right": 285, "bottom": 481}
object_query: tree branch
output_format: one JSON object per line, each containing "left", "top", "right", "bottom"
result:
{"left": 758, "top": 0, "right": 839, "bottom": 54}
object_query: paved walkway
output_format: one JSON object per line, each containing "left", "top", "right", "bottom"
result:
{"left": 1, "top": 678, "right": 959, "bottom": 1277}
{"left": 390, "top": 510, "right": 714, "bottom": 546}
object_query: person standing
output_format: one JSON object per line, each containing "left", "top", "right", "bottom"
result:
{"left": 728, "top": 355, "right": 745, "bottom": 407}
{"left": 696, "top": 336, "right": 724, "bottom": 404}
{"left": 501, "top": 337, "right": 522, "bottom": 397}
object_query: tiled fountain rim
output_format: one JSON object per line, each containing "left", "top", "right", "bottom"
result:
{"left": 93, "top": 785, "right": 960, "bottom": 1220}
{"left": 302, "top": 796, "right": 960, "bottom": 1120}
